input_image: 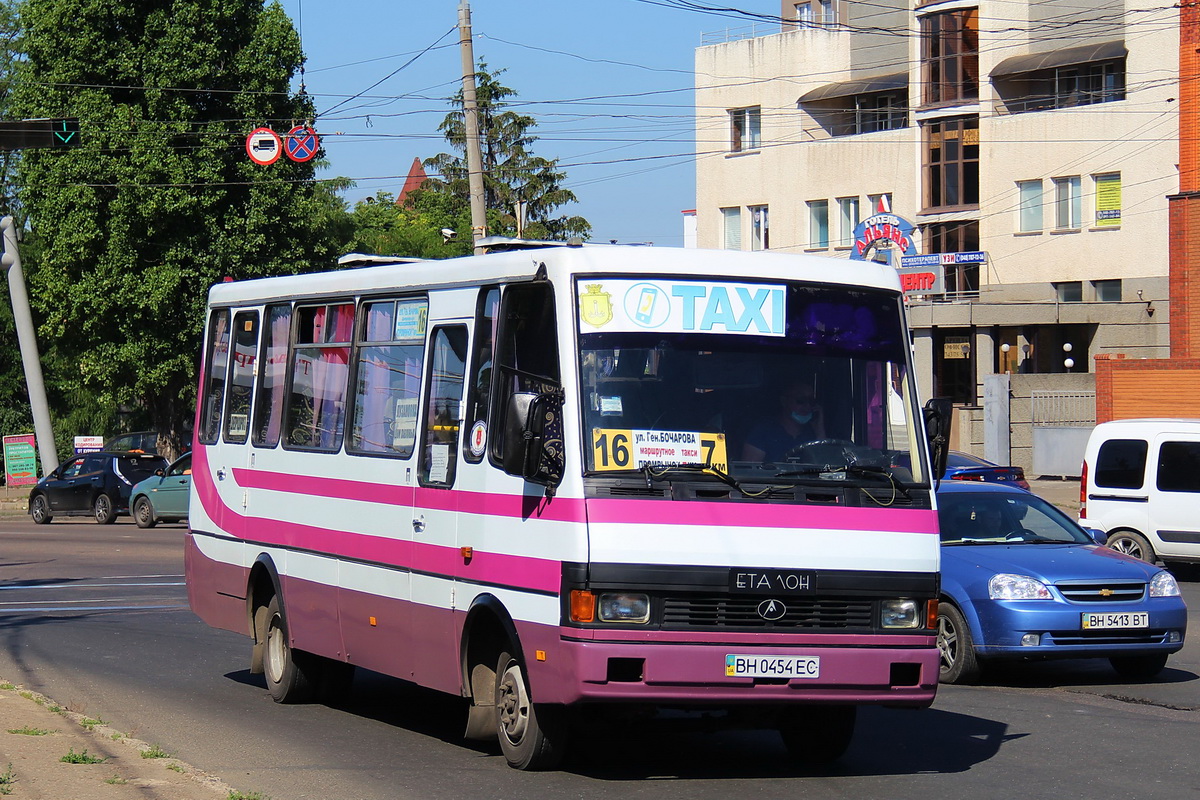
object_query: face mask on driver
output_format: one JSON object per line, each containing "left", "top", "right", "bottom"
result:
{"left": 791, "top": 411, "right": 813, "bottom": 425}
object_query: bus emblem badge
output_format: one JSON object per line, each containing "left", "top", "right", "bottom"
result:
{"left": 757, "top": 599, "right": 786, "bottom": 620}
{"left": 580, "top": 284, "right": 613, "bottom": 328}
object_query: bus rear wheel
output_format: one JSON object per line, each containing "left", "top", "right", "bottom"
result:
{"left": 263, "top": 595, "right": 315, "bottom": 704}
{"left": 494, "top": 649, "right": 567, "bottom": 770}
{"left": 778, "top": 705, "right": 856, "bottom": 766}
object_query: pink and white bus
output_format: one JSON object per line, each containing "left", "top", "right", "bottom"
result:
{"left": 185, "top": 242, "right": 945, "bottom": 770}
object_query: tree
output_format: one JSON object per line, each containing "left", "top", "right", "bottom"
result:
{"left": 9, "top": 0, "right": 347, "bottom": 458}
{"left": 423, "top": 64, "right": 590, "bottom": 241}
{"left": 342, "top": 190, "right": 473, "bottom": 260}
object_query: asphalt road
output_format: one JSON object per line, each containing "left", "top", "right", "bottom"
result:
{"left": 0, "top": 516, "right": 1196, "bottom": 800}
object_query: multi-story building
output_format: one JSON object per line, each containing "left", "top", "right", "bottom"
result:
{"left": 695, "top": 0, "right": 1175, "bottom": 410}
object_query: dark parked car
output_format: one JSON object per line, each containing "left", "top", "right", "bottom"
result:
{"left": 28, "top": 451, "right": 169, "bottom": 524}
{"left": 943, "top": 450, "right": 1030, "bottom": 490}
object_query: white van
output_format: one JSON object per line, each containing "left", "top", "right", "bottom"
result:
{"left": 1080, "top": 418, "right": 1200, "bottom": 568}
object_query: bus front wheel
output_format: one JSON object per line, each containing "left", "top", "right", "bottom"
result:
{"left": 778, "top": 705, "right": 856, "bottom": 766}
{"left": 494, "top": 649, "right": 567, "bottom": 770}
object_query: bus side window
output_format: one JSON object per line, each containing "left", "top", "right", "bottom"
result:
{"left": 224, "top": 311, "right": 260, "bottom": 444}
{"left": 488, "top": 283, "right": 560, "bottom": 467}
{"left": 252, "top": 303, "right": 291, "bottom": 448}
{"left": 348, "top": 297, "right": 427, "bottom": 458}
{"left": 419, "top": 326, "right": 469, "bottom": 487}
{"left": 285, "top": 302, "right": 354, "bottom": 451}
{"left": 462, "top": 286, "right": 500, "bottom": 463}
{"left": 199, "top": 309, "right": 230, "bottom": 445}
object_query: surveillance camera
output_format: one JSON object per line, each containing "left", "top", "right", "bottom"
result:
{"left": 440, "top": 228, "right": 457, "bottom": 240}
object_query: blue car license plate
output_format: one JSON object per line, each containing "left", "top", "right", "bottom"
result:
{"left": 1081, "top": 612, "right": 1148, "bottom": 629}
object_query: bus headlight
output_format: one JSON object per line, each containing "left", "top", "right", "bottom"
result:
{"left": 881, "top": 599, "right": 920, "bottom": 628}
{"left": 598, "top": 593, "right": 650, "bottom": 623}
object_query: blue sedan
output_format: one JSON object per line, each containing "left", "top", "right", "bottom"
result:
{"left": 129, "top": 452, "right": 191, "bottom": 528}
{"left": 936, "top": 482, "right": 1187, "bottom": 683}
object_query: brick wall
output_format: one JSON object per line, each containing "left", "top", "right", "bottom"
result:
{"left": 1094, "top": 354, "right": 1200, "bottom": 422}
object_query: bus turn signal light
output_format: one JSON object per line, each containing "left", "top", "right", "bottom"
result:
{"left": 927, "top": 599, "right": 939, "bottom": 630}
{"left": 570, "top": 590, "right": 596, "bottom": 623}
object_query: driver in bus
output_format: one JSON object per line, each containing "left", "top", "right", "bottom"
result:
{"left": 741, "top": 379, "right": 826, "bottom": 462}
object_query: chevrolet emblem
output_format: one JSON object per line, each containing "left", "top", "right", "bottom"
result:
{"left": 1099, "top": 588, "right": 1114, "bottom": 597}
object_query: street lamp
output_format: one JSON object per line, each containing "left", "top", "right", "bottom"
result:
{"left": 1063, "top": 342, "right": 1073, "bottom": 373}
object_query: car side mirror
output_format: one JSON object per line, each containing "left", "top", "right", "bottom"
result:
{"left": 923, "top": 397, "right": 953, "bottom": 484}
{"left": 501, "top": 391, "right": 565, "bottom": 489}
{"left": 154, "top": 468, "right": 165, "bottom": 477}
{"left": 1083, "top": 527, "right": 1108, "bottom": 545}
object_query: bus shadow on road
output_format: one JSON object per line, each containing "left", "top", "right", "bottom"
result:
{"left": 227, "top": 667, "right": 1016, "bottom": 778}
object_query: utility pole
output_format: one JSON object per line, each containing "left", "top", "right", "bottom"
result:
{"left": 458, "top": 0, "right": 488, "bottom": 255}
{"left": 2, "top": 217, "right": 58, "bottom": 475}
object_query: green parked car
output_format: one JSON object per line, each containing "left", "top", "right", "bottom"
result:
{"left": 129, "top": 452, "right": 191, "bottom": 528}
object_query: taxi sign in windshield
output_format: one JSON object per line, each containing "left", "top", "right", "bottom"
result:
{"left": 578, "top": 280, "right": 785, "bottom": 337}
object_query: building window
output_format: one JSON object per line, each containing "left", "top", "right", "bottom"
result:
{"left": 924, "top": 221, "right": 979, "bottom": 296}
{"left": 722, "top": 207, "right": 742, "bottom": 250}
{"left": 921, "top": 8, "right": 979, "bottom": 107}
{"left": 1093, "top": 279, "right": 1122, "bottom": 302}
{"left": 1017, "top": 180, "right": 1042, "bottom": 232}
{"left": 1053, "top": 176, "right": 1082, "bottom": 229}
{"left": 750, "top": 205, "right": 769, "bottom": 250}
{"left": 837, "top": 197, "right": 859, "bottom": 246}
{"left": 1057, "top": 61, "right": 1125, "bottom": 108}
{"left": 729, "top": 107, "right": 760, "bottom": 152}
{"left": 867, "top": 192, "right": 893, "bottom": 215}
{"left": 924, "top": 116, "right": 979, "bottom": 210}
{"left": 794, "top": 0, "right": 837, "bottom": 26}
{"left": 808, "top": 200, "right": 830, "bottom": 249}
{"left": 1055, "top": 281, "right": 1082, "bottom": 302}
{"left": 855, "top": 92, "right": 907, "bottom": 134}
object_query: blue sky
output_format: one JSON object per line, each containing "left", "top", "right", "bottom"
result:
{"left": 273, "top": 1, "right": 773, "bottom": 246}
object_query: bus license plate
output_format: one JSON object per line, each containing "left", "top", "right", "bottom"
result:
{"left": 1081, "top": 612, "right": 1148, "bottom": 630}
{"left": 725, "top": 654, "right": 820, "bottom": 679}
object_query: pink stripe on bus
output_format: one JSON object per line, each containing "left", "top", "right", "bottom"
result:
{"left": 584, "top": 497, "right": 939, "bottom": 533}
{"left": 193, "top": 448, "right": 562, "bottom": 593}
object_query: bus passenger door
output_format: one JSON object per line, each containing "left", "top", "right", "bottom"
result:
{"left": 412, "top": 324, "right": 469, "bottom": 693}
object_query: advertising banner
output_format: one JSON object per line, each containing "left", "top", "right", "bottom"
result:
{"left": 3, "top": 433, "right": 37, "bottom": 486}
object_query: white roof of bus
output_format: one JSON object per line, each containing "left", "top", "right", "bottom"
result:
{"left": 207, "top": 244, "right": 902, "bottom": 306}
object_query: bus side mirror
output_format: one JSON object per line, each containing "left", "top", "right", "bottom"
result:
{"left": 923, "top": 397, "right": 953, "bottom": 483}
{"left": 502, "top": 391, "right": 565, "bottom": 489}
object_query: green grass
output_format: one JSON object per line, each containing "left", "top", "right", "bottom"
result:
{"left": 104, "top": 774, "right": 127, "bottom": 785}
{"left": 140, "top": 744, "right": 172, "bottom": 759}
{"left": 227, "top": 792, "right": 270, "bottom": 800}
{"left": 0, "top": 683, "right": 14, "bottom": 690}
{"left": 7, "top": 726, "right": 52, "bottom": 736}
{"left": 167, "top": 763, "right": 185, "bottom": 773}
{"left": 60, "top": 748, "right": 107, "bottom": 765}
{"left": 0, "top": 764, "right": 14, "bottom": 795}
{"left": 80, "top": 717, "right": 105, "bottom": 731}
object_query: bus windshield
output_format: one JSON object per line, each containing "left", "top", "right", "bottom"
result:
{"left": 578, "top": 279, "right": 927, "bottom": 486}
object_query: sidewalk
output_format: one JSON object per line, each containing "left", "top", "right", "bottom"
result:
{"left": 0, "top": 680, "right": 233, "bottom": 799}
{"left": 1027, "top": 475, "right": 1082, "bottom": 516}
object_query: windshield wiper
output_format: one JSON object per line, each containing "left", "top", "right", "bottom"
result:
{"left": 773, "top": 463, "right": 912, "bottom": 500}
{"left": 641, "top": 463, "right": 791, "bottom": 498}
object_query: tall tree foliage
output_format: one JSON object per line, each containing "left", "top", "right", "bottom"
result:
{"left": 10, "top": 0, "right": 345, "bottom": 457}
{"left": 423, "top": 64, "right": 590, "bottom": 241}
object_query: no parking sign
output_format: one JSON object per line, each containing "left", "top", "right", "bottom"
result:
{"left": 284, "top": 125, "right": 320, "bottom": 163}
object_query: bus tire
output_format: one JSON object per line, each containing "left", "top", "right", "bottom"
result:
{"left": 494, "top": 649, "right": 567, "bottom": 770}
{"left": 778, "top": 705, "right": 856, "bottom": 766}
{"left": 263, "top": 594, "right": 315, "bottom": 704}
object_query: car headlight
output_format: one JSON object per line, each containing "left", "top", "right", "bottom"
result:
{"left": 989, "top": 573, "right": 1052, "bottom": 600}
{"left": 598, "top": 592, "right": 650, "bottom": 623}
{"left": 880, "top": 599, "right": 921, "bottom": 628}
{"left": 1149, "top": 571, "right": 1181, "bottom": 598}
